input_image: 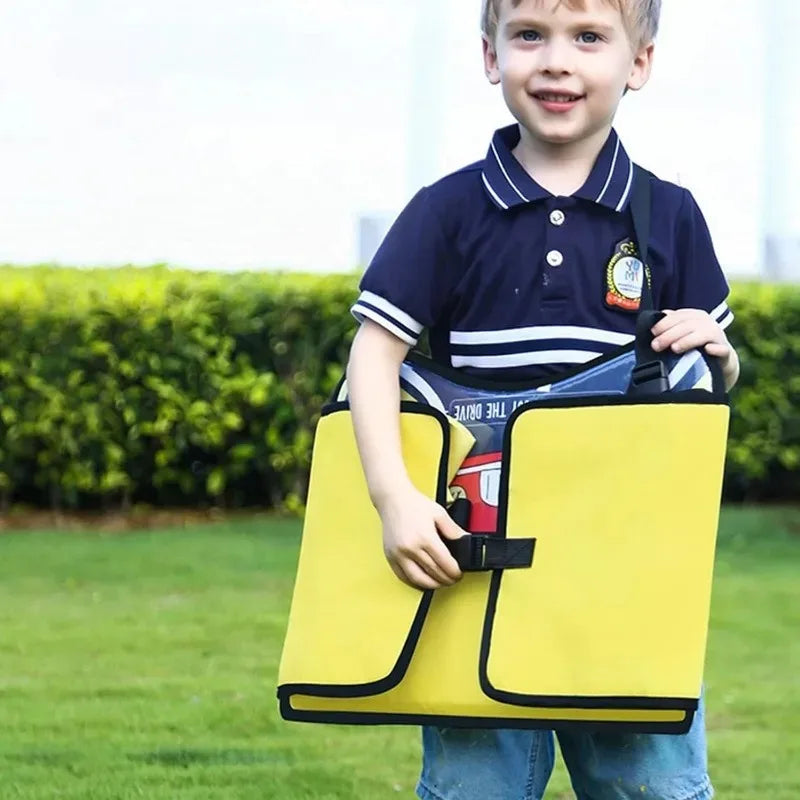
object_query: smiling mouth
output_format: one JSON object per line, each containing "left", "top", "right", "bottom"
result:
{"left": 533, "top": 92, "right": 584, "bottom": 102}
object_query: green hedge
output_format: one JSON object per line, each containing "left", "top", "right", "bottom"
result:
{"left": 724, "top": 282, "right": 800, "bottom": 501}
{"left": 0, "top": 266, "right": 795, "bottom": 510}
{"left": 0, "top": 266, "right": 357, "bottom": 512}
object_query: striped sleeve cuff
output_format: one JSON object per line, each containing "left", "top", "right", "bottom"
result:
{"left": 350, "top": 290, "right": 424, "bottom": 346}
{"left": 710, "top": 300, "right": 734, "bottom": 331}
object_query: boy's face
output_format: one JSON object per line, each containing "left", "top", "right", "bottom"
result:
{"left": 483, "top": 0, "right": 653, "bottom": 148}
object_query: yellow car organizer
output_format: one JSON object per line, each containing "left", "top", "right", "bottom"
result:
{"left": 278, "top": 383, "right": 728, "bottom": 733}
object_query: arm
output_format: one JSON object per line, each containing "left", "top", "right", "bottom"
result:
{"left": 346, "top": 320, "right": 465, "bottom": 590}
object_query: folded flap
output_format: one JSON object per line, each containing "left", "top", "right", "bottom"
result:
{"left": 481, "top": 396, "right": 729, "bottom": 709}
{"left": 278, "top": 403, "right": 468, "bottom": 698}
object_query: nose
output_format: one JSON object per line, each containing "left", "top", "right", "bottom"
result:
{"left": 538, "top": 37, "right": 574, "bottom": 76}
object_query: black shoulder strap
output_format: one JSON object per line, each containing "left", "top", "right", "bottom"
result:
{"left": 630, "top": 165, "right": 653, "bottom": 312}
{"left": 627, "top": 165, "right": 671, "bottom": 395}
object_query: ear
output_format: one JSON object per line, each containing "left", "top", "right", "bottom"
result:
{"left": 626, "top": 42, "right": 654, "bottom": 92}
{"left": 482, "top": 35, "right": 501, "bottom": 85}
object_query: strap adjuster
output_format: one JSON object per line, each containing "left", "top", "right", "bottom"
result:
{"left": 629, "top": 360, "right": 670, "bottom": 396}
{"left": 445, "top": 534, "right": 535, "bottom": 572}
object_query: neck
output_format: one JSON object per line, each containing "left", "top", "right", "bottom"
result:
{"left": 512, "top": 125, "right": 612, "bottom": 197}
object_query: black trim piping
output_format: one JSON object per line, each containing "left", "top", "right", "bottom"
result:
{"left": 279, "top": 698, "right": 695, "bottom": 735}
{"left": 328, "top": 374, "right": 347, "bottom": 404}
{"left": 504, "top": 389, "right": 728, "bottom": 417}
{"left": 320, "top": 399, "right": 351, "bottom": 417}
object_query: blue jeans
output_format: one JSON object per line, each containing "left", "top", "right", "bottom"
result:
{"left": 417, "top": 698, "right": 712, "bottom": 800}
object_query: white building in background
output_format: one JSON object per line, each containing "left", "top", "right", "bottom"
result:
{"left": 0, "top": 1, "right": 794, "bottom": 279}
{"left": 763, "top": 0, "right": 800, "bottom": 281}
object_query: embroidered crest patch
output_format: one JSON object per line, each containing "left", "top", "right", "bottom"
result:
{"left": 605, "top": 239, "right": 651, "bottom": 312}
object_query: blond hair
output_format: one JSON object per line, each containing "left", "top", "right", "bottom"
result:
{"left": 481, "top": 0, "right": 661, "bottom": 48}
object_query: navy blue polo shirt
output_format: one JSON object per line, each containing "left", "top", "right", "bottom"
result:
{"left": 351, "top": 124, "right": 733, "bottom": 382}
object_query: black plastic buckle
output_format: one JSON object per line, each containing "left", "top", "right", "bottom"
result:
{"left": 629, "top": 360, "right": 670, "bottom": 396}
{"left": 468, "top": 535, "right": 493, "bottom": 570}
{"left": 445, "top": 534, "right": 535, "bottom": 572}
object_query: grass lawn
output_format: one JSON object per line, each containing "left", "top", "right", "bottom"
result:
{"left": 0, "top": 507, "right": 797, "bottom": 799}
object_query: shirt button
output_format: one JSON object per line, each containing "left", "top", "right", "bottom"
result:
{"left": 546, "top": 250, "right": 564, "bottom": 267}
{"left": 550, "top": 209, "right": 565, "bottom": 226}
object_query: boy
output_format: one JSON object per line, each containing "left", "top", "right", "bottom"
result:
{"left": 346, "top": 1, "right": 739, "bottom": 797}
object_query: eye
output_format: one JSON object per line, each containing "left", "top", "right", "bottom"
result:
{"left": 519, "top": 30, "right": 542, "bottom": 43}
{"left": 578, "top": 31, "right": 602, "bottom": 44}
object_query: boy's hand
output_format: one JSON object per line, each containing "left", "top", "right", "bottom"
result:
{"left": 376, "top": 483, "right": 465, "bottom": 591}
{"left": 650, "top": 308, "right": 739, "bottom": 388}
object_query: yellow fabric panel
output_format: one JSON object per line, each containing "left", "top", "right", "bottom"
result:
{"left": 488, "top": 403, "right": 729, "bottom": 701}
{"left": 444, "top": 416, "right": 476, "bottom": 485}
{"left": 278, "top": 407, "right": 473, "bottom": 688}
{"left": 399, "top": 390, "right": 476, "bottom": 494}
{"left": 286, "top": 564, "right": 685, "bottom": 724}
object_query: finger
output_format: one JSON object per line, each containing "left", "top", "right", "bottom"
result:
{"left": 415, "top": 549, "right": 456, "bottom": 586}
{"left": 399, "top": 558, "right": 442, "bottom": 590}
{"left": 650, "top": 310, "right": 682, "bottom": 336}
{"left": 665, "top": 330, "right": 720, "bottom": 355}
{"left": 651, "top": 317, "right": 691, "bottom": 340}
{"left": 388, "top": 546, "right": 440, "bottom": 589}
{"left": 422, "top": 538, "right": 463, "bottom": 583}
{"left": 431, "top": 512, "right": 465, "bottom": 580}
{"left": 435, "top": 507, "right": 469, "bottom": 541}
{"left": 426, "top": 550, "right": 462, "bottom": 584}
{"left": 651, "top": 309, "right": 711, "bottom": 338}
{"left": 704, "top": 342, "right": 731, "bottom": 358}
{"left": 651, "top": 321, "right": 698, "bottom": 352}
{"left": 388, "top": 560, "right": 417, "bottom": 588}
